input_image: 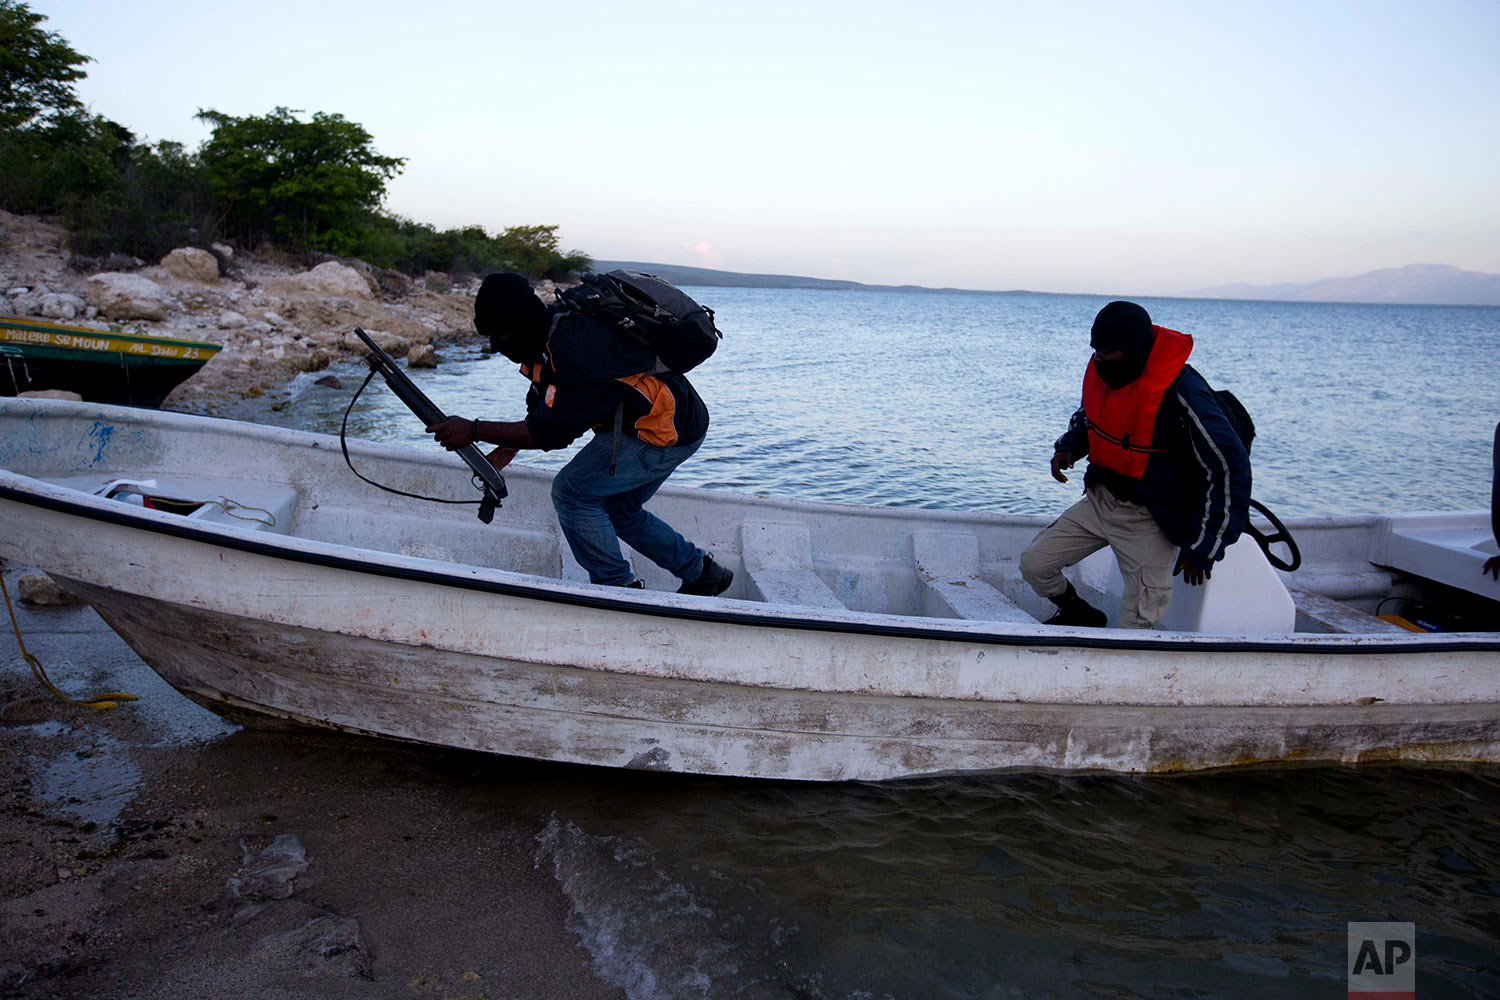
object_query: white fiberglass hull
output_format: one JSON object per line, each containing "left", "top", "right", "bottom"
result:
{"left": 1, "top": 399, "right": 1497, "bottom": 780}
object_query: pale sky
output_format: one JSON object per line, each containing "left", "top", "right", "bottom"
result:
{"left": 38, "top": 0, "right": 1500, "bottom": 294}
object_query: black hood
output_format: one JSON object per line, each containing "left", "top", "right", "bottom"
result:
{"left": 1090, "top": 300, "right": 1155, "bottom": 388}
{"left": 474, "top": 272, "right": 550, "bottom": 361}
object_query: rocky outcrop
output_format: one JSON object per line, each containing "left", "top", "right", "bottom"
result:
{"left": 0, "top": 209, "right": 494, "bottom": 412}
{"left": 85, "top": 272, "right": 172, "bottom": 321}
{"left": 406, "top": 343, "right": 438, "bottom": 368}
{"left": 3, "top": 285, "right": 89, "bottom": 320}
{"left": 264, "top": 261, "right": 373, "bottom": 301}
{"left": 160, "top": 247, "right": 219, "bottom": 283}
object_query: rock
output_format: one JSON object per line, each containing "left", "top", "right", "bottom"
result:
{"left": 8, "top": 291, "right": 37, "bottom": 316}
{"left": 228, "top": 834, "right": 308, "bottom": 901}
{"left": 288, "top": 349, "right": 330, "bottom": 374}
{"left": 212, "top": 242, "right": 234, "bottom": 260}
{"left": 160, "top": 247, "right": 219, "bottom": 283}
{"left": 353, "top": 328, "right": 406, "bottom": 353}
{"left": 313, "top": 374, "right": 343, "bottom": 389}
{"left": 280, "top": 262, "right": 373, "bottom": 300}
{"left": 84, "top": 306, "right": 98, "bottom": 319}
{"left": 6, "top": 287, "right": 26, "bottom": 296}
{"left": 85, "top": 272, "right": 171, "bottom": 321}
{"left": 17, "top": 390, "right": 83, "bottom": 402}
{"left": 218, "top": 310, "right": 247, "bottom": 329}
{"left": 38, "top": 293, "right": 86, "bottom": 320}
{"left": 407, "top": 343, "right": 437, "bottom": 368}
{"left": 17, "top": 573, "right": 82, "bottom": 606}
{"left": 254, "top": 914, "right": 369, "bottom": 978}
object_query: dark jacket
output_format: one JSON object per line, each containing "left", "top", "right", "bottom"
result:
{"left": 520, "top": 310, "right": 708, "bottom": 451}
{"left": 1057, "top": 363, "right": 1251, "bottom": 568}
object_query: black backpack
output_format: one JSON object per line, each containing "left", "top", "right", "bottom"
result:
{"left": 1214, "top": 389, "right": 1255, "bottom": 455}
{"left": 1205, "top": 384, "right": 1302, "bottom": 571}
{"left": 557, "top": 271, "right": 721, "bottom": 373}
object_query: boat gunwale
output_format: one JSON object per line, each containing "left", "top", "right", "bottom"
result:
{"left": 0, "top": 316, "right": 223, "bottom": 353}
{"left": 3, "top": 475, "right": 1498, "bottom": 656}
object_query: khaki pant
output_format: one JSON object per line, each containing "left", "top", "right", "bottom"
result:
{"left": 1019, "top": 485, "right": 1178, "bottom": 629}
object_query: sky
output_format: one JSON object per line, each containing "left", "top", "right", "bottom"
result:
{"left": 36, "top": 0, "right": 1500, "bottom": 295}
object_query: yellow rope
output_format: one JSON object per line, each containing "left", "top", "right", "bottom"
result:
{"left": 208, "top": 497, "right": 275, "bottom": 526}
{"left": 1, "top": 573, "right": 137, "bottom": 711}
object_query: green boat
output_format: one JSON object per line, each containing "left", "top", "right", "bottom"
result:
{"left": 0, "top": 317, "right": 221, "bottom": 408}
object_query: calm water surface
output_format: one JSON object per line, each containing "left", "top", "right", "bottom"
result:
{"left": 227, "top": 289, "right": 1500, "bottom": 998}
{"left": 231, "top": 288, "right": 1500, "bottom": 517}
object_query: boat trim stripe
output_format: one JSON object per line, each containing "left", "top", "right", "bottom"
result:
{"left": 4, "top": 481, "right": 1498, "bottom": 655}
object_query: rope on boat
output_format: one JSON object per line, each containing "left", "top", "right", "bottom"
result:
{"left": 1, "top": 573, "right": 137, "bottom": 711}
{"left": 207, "top": 497, "right": 275, "bottom": 526}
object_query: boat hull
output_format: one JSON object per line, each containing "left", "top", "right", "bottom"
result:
{"left": 2, "top": 398, "right": 1498, "bottom": 780}
{"left": 1, "top": 318, "right": 219, "bottom": 407}
{"left": 59, "top": 574, "right": 1500, "bottom": 779}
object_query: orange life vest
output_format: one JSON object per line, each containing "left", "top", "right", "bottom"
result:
{"left": 1082, "top": 325, "right": 1193, "bottom": 479}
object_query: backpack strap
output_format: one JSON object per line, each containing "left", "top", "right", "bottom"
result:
{"left": 609, "top": 399, "right": 624, "bottom": 476}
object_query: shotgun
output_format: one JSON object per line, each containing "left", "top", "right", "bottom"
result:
{"left": 353, "top": 327, "right": 507, "bottom": 523}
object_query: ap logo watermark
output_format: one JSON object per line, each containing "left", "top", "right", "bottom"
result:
{"left": 1348, "top": 922, "right": 1415, "bottom": 999}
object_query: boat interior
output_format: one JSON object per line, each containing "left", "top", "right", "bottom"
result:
{"left": 7, "top": 401, "right": 1499, "bottom": 638}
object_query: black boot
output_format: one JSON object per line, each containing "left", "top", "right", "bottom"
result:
{"left": 678, "top": 553, "right": 733, "bottom": 597}
{"left": 1043, "top": 581, "right": 1106, "bottom": 627}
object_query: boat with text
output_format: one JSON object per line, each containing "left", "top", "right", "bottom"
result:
{"left": 1, "top": 317, "right": 221, "bottom": 408}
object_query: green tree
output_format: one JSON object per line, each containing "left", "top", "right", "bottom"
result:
{"left": 196, "top": 106, "right": 405, "bottom": 261}
{"left": 0, "top": 0, "right": 89, "bottom": 129}
{"left": 348, "top": 214, "right": 592, "bottom": 280}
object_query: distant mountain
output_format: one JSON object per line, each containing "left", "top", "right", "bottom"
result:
{"left": 592, "top": 260, "right": 1500, "bottom": 306}
{"left": 590, "top": 261, "right": 969, "bottom": 294}
{"left": 1186, "top": 264, "right": 1500, "bottom": 306}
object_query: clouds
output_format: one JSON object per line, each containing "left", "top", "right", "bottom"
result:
{"left": 687, "top": 241, "right": 724, "bottom": 270}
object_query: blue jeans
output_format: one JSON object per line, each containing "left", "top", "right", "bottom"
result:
{"left": 550, "top": 431, "right": 706, "bottom": 586}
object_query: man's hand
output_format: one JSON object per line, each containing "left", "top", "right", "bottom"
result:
{"left": 1050, "top": 450, "right": 1077, "bottom": 483}
{"left": 1484, "top": 554, "right": 1500, "bottom": 581}
{"left": 1173, "top": 552, "right": 1212, "bottom": 586}
{"left": 426, "top": 417, "right": 477, "bottom": 451}
{"left": 486, "top": 446, "right": 518, "bottom": 472}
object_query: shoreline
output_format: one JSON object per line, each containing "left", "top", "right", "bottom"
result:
{"left": 0, "top": 209, "right": 552, "bottom": 415}
{"left": 0, "top": 212, "right": 619, "bottom": 997}
{"left": 0, "top": 563, "right": 627, "bottom": 999}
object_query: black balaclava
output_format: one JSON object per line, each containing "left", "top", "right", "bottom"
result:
{"left": 1089, "top": 300, "right": 1156, "bottom": 388}
{"left": 474, "top": 272, "right": 550, "bottom": 363}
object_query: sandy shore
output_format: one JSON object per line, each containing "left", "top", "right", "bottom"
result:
{"left": 0, "top": 570, "right": 626, "bottom": 999}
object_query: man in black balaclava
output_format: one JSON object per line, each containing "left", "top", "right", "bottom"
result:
{"left": 1018, "top": 301, "right": 1251, "bottom": 628}
{"left": 425, "top": 272, "right": 732, "bottom": 596}
{"left": 1089, "top": 300, "right": 1155, "bottom": 389}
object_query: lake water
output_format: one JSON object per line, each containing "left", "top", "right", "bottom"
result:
{"left": 232, "top": 288, "right": 1500, "bottom": 518}
{"left": 227, "top": 288, "right": 1500, "bottom": 999}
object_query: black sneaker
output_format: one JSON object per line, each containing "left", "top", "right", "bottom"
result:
{"left": 1043, "top": 601, "right": 1107, "bottom": 627}
{"left": 678, "top": 553, "right": 733, "bottom": 597}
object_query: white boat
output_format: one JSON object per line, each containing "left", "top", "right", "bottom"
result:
{"left": 1, "top": 397, "right": 1497, "bottom": 781}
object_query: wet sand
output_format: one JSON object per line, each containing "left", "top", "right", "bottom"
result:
{"left": 0, "top": 563, "right": 627, "bottom": 1000}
